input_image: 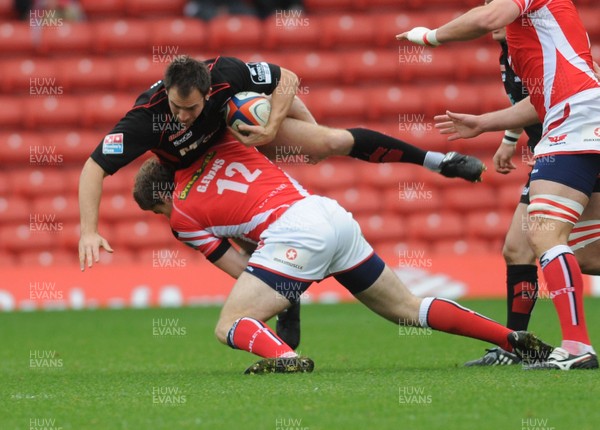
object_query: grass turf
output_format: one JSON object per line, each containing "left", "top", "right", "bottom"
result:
{"left": 1, "top": 298, "right": 599, "bottom": 430}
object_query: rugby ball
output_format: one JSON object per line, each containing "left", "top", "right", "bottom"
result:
{"left": 225, "top": 91, "right": 271, "bottom": 135}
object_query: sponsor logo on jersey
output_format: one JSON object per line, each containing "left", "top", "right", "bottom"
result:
{"left": 178, "top": 151, "right": 216, "bottom": 200}
{"left": 102, "top": 133, "right": 124, "bottom": 154}
{"left": 246, "top": 62, "right": 272, "bottom": 85}
{"left": 582, "top": 125, "right": 600, "bottom": 143}
{"left": 547, "top": 133, "right": 567, "bottom": 143}
{"left": 172, "top": 130, "right": 192, "bottom": 147}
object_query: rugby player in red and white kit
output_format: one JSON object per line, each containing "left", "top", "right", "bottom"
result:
{"left": 398, "top": 0, "right": 600, "bottom": 369}
{"left": 133, "top": 133, "right": 552, "bottom": 374}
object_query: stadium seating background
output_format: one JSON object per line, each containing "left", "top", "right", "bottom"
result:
{"left": 1, "top": 0, "right": 600, "bottom": 271}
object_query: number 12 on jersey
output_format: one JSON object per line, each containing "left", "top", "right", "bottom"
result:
{"left": 216, "top": 162, "right": 262, "bottom": 194}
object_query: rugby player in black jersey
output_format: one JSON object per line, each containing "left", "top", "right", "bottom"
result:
{"left": 79, "top": 55, "right": 485, "bottom": 271}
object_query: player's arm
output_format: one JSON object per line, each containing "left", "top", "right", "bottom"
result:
{"left": 212, "top": 246, "right": 251, "bottom": 279}
{"left": 233, "top": 67, "right": 299, "bottom": 147}
{"left": 78, "top": 157, "right": 113, "bottom": 270}
{"left": 434, "top": 96, "right": 539, "bottom": 141}
{"left": 396, "top": 0, "right": 520, "bottom": 45}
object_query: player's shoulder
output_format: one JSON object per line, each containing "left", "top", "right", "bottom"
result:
{"left": 132, "top": 80, "right": 168, "bottom": 110}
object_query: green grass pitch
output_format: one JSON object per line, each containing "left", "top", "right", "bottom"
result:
{"left": 2, "top": 298, "right": 599, "bottom": 430}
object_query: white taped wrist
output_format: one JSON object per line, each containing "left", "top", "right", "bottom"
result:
{"left": 502, "top": 130, "right": 521, "bottom": 145}
{"left": 407, "top": 27, "right": 441, "bottom": 47}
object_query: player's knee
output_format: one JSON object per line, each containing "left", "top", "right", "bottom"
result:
{"left": 214, "top": 319, "right": 231, "bottom": 345}
{"left": 502, "top": 239, "right": 535, "bottom": 265}
{"left": 318, "top": 128, "right": 352, "bottom": 159}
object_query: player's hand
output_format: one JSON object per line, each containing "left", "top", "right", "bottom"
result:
{"left": 229, "top": 124, "right": 276, "bottom": 147}
{"left": 396, "top": 27, "right": 440, "bottom": 46}
{"left": 79, "top": 232, "right": 113, "bottom": 271}
{"left": 493, "top": 143, "right": 517, "bottom": 174}
{"left": 434, "top": 111, "right": 484, "bottom": 141}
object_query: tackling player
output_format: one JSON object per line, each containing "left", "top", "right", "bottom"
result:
{"left": 79, "top": 55, "right": 485, "bottom": 271}
{"left": 132, "top": 132, "right": 553, "bottom": 374}
{"left": 399, "top": 0, "right": 600, "bottom": 369}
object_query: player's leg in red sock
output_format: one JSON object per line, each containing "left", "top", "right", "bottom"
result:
{"left": 227, "top": 317, "right": 296, "bottom": 359}
{"left": 419, "top": 297, "right": 513, "bottom": 351}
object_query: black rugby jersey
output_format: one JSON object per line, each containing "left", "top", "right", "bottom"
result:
{"left": 499, "top": 42, "right": 542, "bottom": 151}
{"left": 90, "top": 56, "right": 281, "bottom": 174}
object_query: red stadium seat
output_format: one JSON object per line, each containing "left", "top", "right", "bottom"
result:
{"left": 383, "top": 186, "right": 442, "bottom": 214}
{"left": 100, "top": 192, "right": 144, "bottom": 222}
{"left": 47, "top": 130, "right": 101, "bottom": 164}
{"left": 126, "top": 0, "right": 186, "bottom": 17}
{"left": 304, "top": 88, "right": 367, "bottom": 123}
{"left": 498, "top": 183, "right": 526, "bottom": 211}
{"left": 57, "top": 57, "right": 115, "bottom": 92}
{"left": 366, "top": 86, "right": 426, "bottom": 122}
{"left": 341, "top": 50, "right": 400, "bottom": 85}
{"left": 112, "top": 219, "right": 174, "bottom": 249}
{"left": 0, "top": 132, "right": 44, "bottom": 164}
{"left": 32, "top": 195, "right": 79, "bottom": 222}
{"left": 304, "top": 0, "right": 366, "bottom": 13}
{"left": 432, "top": 239, "right": 492, "bottom": 255}
{"left": 456, "top": 46, "right": 500, "bottom": 82}
{"left": 374, "top": 239, "right": 431, "bottom": 260}
{"left": 149, "top": 18, "right": 207, "bottom": 52}
{"left": 25, "top": 96, "right": 81, "bottom": 129}
{"left": 113, "top": 56, "right": 165, "bottom": 91}
{"left": 299, "top": 161, "right": 357, "bottom": 193}
{"left": 263, "top": 14, "right": 321, "bottom": 50}
{"left": 79, "top": 0, "right": 127, "bottom": 18}
{"left": 442, "top": 185, "right": 498, "bottom": 212}
{"left": 283, "top": 52, "right": 343, "bottom": 86}
{"left": 480, "top": 82, "right": 515, "bottom": 113}
{"left": 18, "top": 250, "right": 76, "bottom": 267}
{"left": 357, "top": 162, "right": 423, "bottom": 190}
{"left": 0, "top": 22, "right": 39, "bottom": 55}
{"left": 0, "top": 223, "right": 55, "bottom": 252}
{"left": 94, "top": 20, "right": 152, "bottom": 54}
{"left": 0, "top": 58, "right": 56, "bottom": 94}
{"left": 207, "top": 15, "right": 262, "bottom": 50}
{"left": 11, "top": 168, "right": 66, "bottom": 197}
{"left": 398, "top": 48, "right": 458, "bottom": 83}
{"left": 0, "top": 196, "right": 31, "bottom": 224}
{"left": 407, "top": 211, "right": 464, "bottom": 241}
{"left": 0, "top": 96, "right": 25, "bottom": 129}
{"left": 38, "top": 23, "right": 94, "bottom": 55}
{"left": 372, "top": 12, "right": 418, "bottom": 48}
{"left": 137, "top": 244, "right": 207, "bottom": 267}
{"left": 325, "top": 186, "right": 383, "bottom": 215}
{"left": 319, "top": 14, "right": 375, "bottom": 48}
{"left": 355, "top": 213, "right": 406, "bottom": 244}
{"left": 81, "top": 93, "right": 137, "bottom": 129}
{"left": 422, "top": 83, "right": 484, "bottom": 118}
{"left": 465, "top": 210, "right": 513, "bottom": 240}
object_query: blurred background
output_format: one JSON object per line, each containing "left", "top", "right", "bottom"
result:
{"left": 1, "top": 0, "right": 599, "bottom": 309}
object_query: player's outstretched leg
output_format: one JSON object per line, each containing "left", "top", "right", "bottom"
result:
{"left": 350, "top": 265, "right": 553, "bottom": 364}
